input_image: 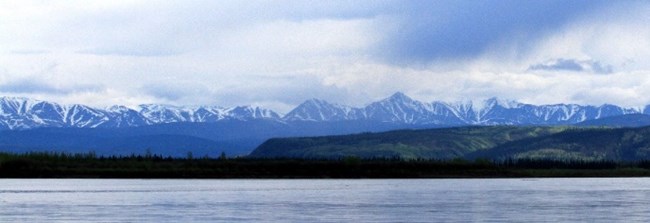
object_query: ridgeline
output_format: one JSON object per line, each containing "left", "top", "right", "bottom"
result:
{"left": 250, "top": 126, "right": 650, "bottom": 161}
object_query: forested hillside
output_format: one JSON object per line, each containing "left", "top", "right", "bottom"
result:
{"left": 251, "top": 126, "right": 650, "bottom": 161}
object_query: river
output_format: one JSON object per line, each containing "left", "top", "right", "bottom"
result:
{"left": 1, "top": 178, "right": 649, "bottom": 222}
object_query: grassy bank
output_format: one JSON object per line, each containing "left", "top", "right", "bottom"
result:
{"left": 2, "top": 152, "right": 650, "bottom": 178}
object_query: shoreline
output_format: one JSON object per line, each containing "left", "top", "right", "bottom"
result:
{"left": 4, "top": 152, "right": 650, "bottom": 178}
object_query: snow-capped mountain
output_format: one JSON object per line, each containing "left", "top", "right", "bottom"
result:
{"left": 136, "top": 104, "right": 281, "bottom": 124}
{"left": 283, "top": 92, "right": 644, "bottom": 125}
{"left": 363, "top": 92, "right": 466, "bottom": 125}
{"left": 226, "top": 106, "right": 282, "bottom": 121}
{"left": 0, "top": 97, "right": 122, "bottom": 129}
{"left": 0, "top": 93, "right": 647, "bottom": 130}
{"left": 0, "top": 97, "right": 280, "bottom": 130}
{"left": 283, "top": 99, "right": 364, "bottom": 121}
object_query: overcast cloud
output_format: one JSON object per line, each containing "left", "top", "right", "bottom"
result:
{"left": 1, "top": 0, "right": 649, "bottom": 112}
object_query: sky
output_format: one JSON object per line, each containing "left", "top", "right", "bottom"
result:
{"left": 1, "top": 0, "right": 650, "bottom": 113}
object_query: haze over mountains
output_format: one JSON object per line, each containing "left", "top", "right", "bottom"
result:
{"left": 2, "top": 92, "right": 650, "bottom": 157}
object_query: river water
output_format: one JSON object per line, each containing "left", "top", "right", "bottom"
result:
{"left": 1, "top": 178, "right": 649, "bottom": 222}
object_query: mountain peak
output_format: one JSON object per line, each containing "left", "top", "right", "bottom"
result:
{"left": 0, "top": 96, "right": 34, "bottom": 101}
{"left": 107, "top": 105, "right": 134, "bottom": 113}
{"left": 303, "top": 98, "right": 332, "bottom": 106}
{"left": 388, "top": 92, "right": 412, "bottom": 101}
{"left": 472, "top": 97, "right": 521, "bottom": 110}
{"left": 495, "top": 98, "right": 521, "bottom": 109}
{"left": 0, "top": 96, "right": 42, "bottom": 107}
{"left": 138, "top": 104, "right": 182, "bottom": 110}
{"left": 225, "top": 105, "right": 281, "bottom": 120}
{"left": 1, "top": 94, "right": 647, "bottom": 130}
{"left": 283, "top": 98, "right": 361, "bottom": 121}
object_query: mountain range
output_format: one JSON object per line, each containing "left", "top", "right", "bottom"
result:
{"left": 0, "top": 97, "right": 280, "bottom": 130}
{"left": 1, "top": 92, "right": 648, "bottom": 130}
{"left": 2, "top": 92, "right": 650, "bottom": 156}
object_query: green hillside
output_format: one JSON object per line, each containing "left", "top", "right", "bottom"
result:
{"left": 249, "top": 126, "right": 568, "bottom": 159}
{"left": 250, "top": 126, "right": 650, "bottom": 161}
{"left": 470, "top": 127, "right": 650, "bottom": 161}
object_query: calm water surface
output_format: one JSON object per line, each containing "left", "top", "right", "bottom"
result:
{"left": 1, "top": 178, "right": 650, "bottom": 222}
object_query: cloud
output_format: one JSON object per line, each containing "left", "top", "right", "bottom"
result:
{"left": 0, "top": 80, "right": 62, "bottom": 94}
{"left": 1, "top": 1, "right": 650, "bottom": 112}
{"left": 374, "top": 0, "right": 609, "bottom": 65}
{"left": 76, "top": 48, "right": 182, "bottom": 57}
{"left": 528, "top": 58, "right": 613, "bottom": 74}
{"left": 139, "top": 82, "right": 215, "bottom": 104}
{"left": 523, "top": 2, "right": 650, "bottom": 72}
{"left": 9, "top": 50, "right": 50, "bottom": 55}
{"left": 0, "top": 79, "right": 103, "bottom": 95}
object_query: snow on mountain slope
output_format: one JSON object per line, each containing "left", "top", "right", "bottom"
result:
{"left": 137, "top": 104, "right": 281, "bottom": 123}
{"left": 283, "top": 92, "right": 644, "bottom": 125}
{"left": 138, "top": 104, "right": 200, "bottom": 123}
{"left": 0, "top": 97, "right": 280, "bottom": 130}
{"left": 225, "top": 106, "right": 282, "bottom": 121}
{"left": 363, "top": 92, "right": 464, "bottom": 125}
{"left": 0, "top": 93, "right": 646, "bottom": 130}
{"left": 283, "top": 99, "right": 364, "bottom": 121}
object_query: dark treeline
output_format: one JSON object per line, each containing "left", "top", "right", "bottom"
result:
{"left": 498, "top": 158, "right": 619, "bottom": 169}
{"left": 3, "top": 152, "right": 650, "bottom": 178}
